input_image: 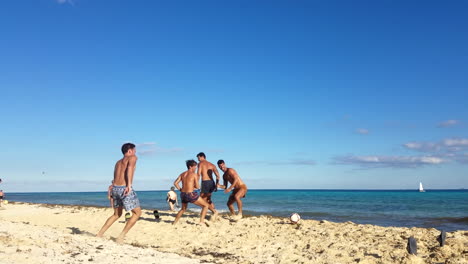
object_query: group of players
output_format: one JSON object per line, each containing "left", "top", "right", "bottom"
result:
{"left": 97, "top": 143, "right": 248, "bottom": 243}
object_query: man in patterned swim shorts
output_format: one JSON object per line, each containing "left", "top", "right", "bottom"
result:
{"left": 173, "top": 159, "right": 212, "bottom": 225}
{"left": 97, "top": 143, "right": 142, "bottom": 243}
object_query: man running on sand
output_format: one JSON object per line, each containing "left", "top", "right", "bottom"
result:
{"left": 196, "top": 152, "right": 220, "bottom": 213}
{"left": 97, "top": 143, "right": 142, "bottom": 243}
{"left": 217, "top": 160, "right": 248, "bottom": 219}
{"left": 173, "top": 160, "right": 217, "bottom": 225}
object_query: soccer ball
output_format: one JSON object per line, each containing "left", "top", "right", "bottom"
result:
{"left": 290, "top": 213, "right": 301, "bottom": 224}
{"left": 3, "top": 200, "right": 8, "bottom": 205}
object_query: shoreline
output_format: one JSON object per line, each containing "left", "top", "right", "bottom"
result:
{"left": 1, "top": 202, "right": 467, "bottom": 263}
{"left": 6, "top": 200, "right": 468, "bottom": 232}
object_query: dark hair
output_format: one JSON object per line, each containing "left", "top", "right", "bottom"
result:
{"left": 121, "top": 143, "right": 136, "bottom": 155}
{"left": 217, "top": 159, "right": 225, "bottom": 165}
{"left": 196, "top": 152, "right": 206, "bottom": 158}
{"left": 186, "top": 159, "right": 197, "bottom": 169}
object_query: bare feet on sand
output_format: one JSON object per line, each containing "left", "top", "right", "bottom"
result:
{"left": 212, "top": 210, "right": 219, "bottom": 221}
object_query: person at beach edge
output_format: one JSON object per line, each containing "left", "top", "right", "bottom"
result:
{"left": 217, "top": 160, "right": 248, "bottom": 219}
{"left": 196, "top": 152, "right": 220, "bottom": 216}
{"left": 166, "top": 186, "right": 179, "bottom": 211}
{"left": 0, "top": 189, "right": 4, "bottom": 207}
{"left": 107, "top": 180, "right": 114, "bottom": 208}
{"left": 97, "top": 143, "right": 142, "bottom": 243}
{"left": 173, "top": 159, "right": 217, "bottom": 225}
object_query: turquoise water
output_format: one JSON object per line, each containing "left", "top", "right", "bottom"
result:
{"left": 7, "top": 189, "right": 468, "bottom": 231}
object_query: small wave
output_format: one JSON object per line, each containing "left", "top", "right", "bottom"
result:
{"left": 428, "top": 216, "right": 468, "bottom": 224}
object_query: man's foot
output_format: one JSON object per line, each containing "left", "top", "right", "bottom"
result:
{"left": 212, "top": 210, "right": 219, "bottom": 221}
{"left": 116, "top": 236, "right": 124, "bottom": 244}
{"left": 231, "top": 214, "right": 242, "bottom": 221}
{"left": 96, "top": 233, "right": 103, "bottom": 238}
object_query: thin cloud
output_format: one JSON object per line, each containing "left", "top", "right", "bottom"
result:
{"left": 136, "top": 142, "right": 156, "bottom": 147}
{"left": 454, "top": 153, "right": 468, "bottom": 164}
{"left": 135, "top": 142, "right": 184, "bottom": 157}
{"left": 403, "top": 142, "right": 440, "bottom": 152}
{"left": 437, "top": 119, "right": 459, "bottom": 128}
{"left": 233, "top": 159, "right": 316, "bottom": 166}
{"left": 56, "top": 0, "right": 74, "bottom": 5}
{"left": 356, "top": 128, "right": 369, "bottom": 135}
{"left": 403, "top": 138, "right": 468, "bottom": 153}
{"left": 333, "top": 155, "right": 445, "bottom": 169}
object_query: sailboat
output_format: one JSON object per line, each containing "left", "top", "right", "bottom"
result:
{"left": 419, "top": 182, "right": 425, "bottom": 192}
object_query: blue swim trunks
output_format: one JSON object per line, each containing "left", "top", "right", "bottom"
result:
{"left": 112, "top": 185, "right": 140, "bottom": 211}
{"left": 201, "top": 180, "right": 217, "bottom": 194}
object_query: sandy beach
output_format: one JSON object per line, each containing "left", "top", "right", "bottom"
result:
{"left": 1, "top": 202, "right": 467, "bottom": 264}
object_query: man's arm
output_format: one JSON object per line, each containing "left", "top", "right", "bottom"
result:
{"left": 213, "top": 165, "right": 221, "bottom": 186}
{"left": 217, "top": 174, "right": 228, "bottom": 189}
{"left": 194, "top": 173, "right": 200, "bottom": 190}
{"left": 123, "top": 156, "right": 137, "bottom": 196}
{"left": 174, "top": 174, "right": 182, "bottom": 191}
{"left": 197, "top": 163, "right": 201, "bottom": 182}
{"left": 225, "top": 169, "right": 239, "bottom": 193}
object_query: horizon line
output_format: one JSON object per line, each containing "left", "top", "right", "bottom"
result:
{"left": 7, "top": 188, "right": 467, "bottom": 194}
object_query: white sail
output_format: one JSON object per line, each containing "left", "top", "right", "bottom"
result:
{"left": 419, "top": 182, "right": 425, "bottom": 192}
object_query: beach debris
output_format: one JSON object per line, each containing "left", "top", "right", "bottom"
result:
{"left": 153, "top": 210, "right": 160, "bottom": 219}
{"left": 438, "top": 230, "right": 447, "bottom": 247}
{"left": 407, "top": 237, "right": 418, "bottom": 255}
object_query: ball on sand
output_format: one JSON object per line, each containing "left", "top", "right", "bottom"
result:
{"left": 3, "top": 200, "right": 8, "bottom": 205}
{"left": 290, "top": 213, "right": 301, "bottom": 224}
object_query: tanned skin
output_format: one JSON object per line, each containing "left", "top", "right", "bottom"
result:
{"left": 217, "top": 161, "right": 248, "bottom": 219}
{"left": 196, "top": 155, "right": 220, "bottom": 214}
{"left": 97, "top": 147, "right": 142, "bottom": 243}
{"left": 173, "top": 163, "right": 215, "bottom": 225}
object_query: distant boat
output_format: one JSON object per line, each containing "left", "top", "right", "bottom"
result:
{"left": 419, "top": 182, "right": 425, "bottom": 192}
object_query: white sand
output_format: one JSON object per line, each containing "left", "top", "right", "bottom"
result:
{"left": 1, "top": 202, "right": 467, "bottom": 263}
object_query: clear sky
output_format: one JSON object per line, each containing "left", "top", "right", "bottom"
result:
{"left": 1, "top": 0, "right": 467, "bottom": 192}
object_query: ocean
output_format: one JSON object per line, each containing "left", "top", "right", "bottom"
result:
{"left": 6, "top": 189, "right": 468, "bottom": 231}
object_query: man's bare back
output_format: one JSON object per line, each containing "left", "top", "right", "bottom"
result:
{"left": 176, "top": 171, "right": 198, "bottom": 192}
{"left": 198, "top": 160, "right": 219, "bottom": 181}
{"left": 113, "top": 156, "right": 137, "bottom": 188}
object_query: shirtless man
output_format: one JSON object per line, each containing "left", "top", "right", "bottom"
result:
{"left": 0, "top": 190, "right": 4, "bottom": 207}
{"left": 217, "top": 160, "right": 248, "bottom": 219}
{"left": 173, "top": 160, "right": 212, "bottom": 225}
{"left": 166, "top": 186, "right": 179, "bottom": 211}
{"left": 97, "top": 143, "right": 142, "bottom": 243}
{"left": 196, "top": 152, "right": 220, "bottom": 213}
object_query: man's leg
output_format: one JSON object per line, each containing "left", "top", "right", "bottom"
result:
{"left": 233, "top": 188, "right": 247, "bottom": 218}
{"left": 116, "top": 207, "right": 141, "bottom": 243}
{"left": 169, "top": 201, "right": 174, "bottom": 211}
{"left": 193, "top": 198, "right": 209, "bottom": 224}
{"left": 97, "top": 207, "right": 123, "bottom": 237}
{"left": 227, "top": 195, "right": 236, "bottom": 216}
{"left": 173, "top": 203, "right": 187, "bottom": 225}
{"left": 205, "top": 193, "right": 219, "bottom": 220}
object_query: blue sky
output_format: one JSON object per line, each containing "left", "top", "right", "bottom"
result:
{"left": 1, "top": 0, "right": 467, "bottom": 192}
